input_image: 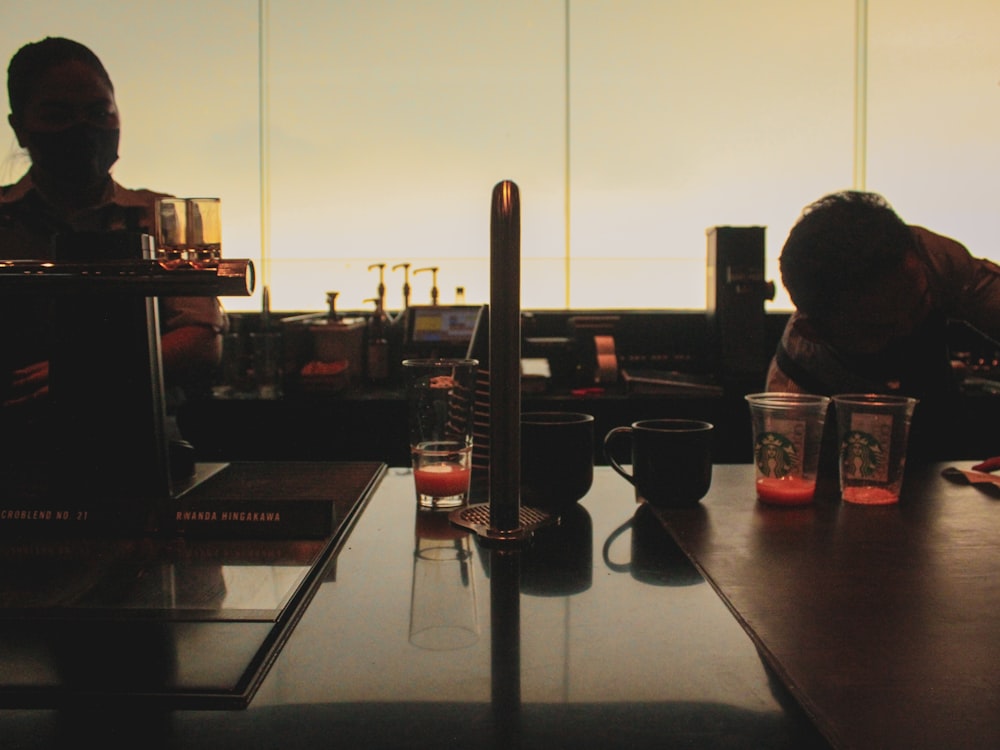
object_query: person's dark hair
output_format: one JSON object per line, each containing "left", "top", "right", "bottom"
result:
{"left": 7, "top": 37, "right": 112, "bottom": 124}
{"left": 779, "top": 190, "right": 916, "bottom": 322}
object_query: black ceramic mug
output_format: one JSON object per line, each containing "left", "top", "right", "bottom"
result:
{"left": 603, "top": 418, "right": 713, "bottom": 508}
{"left": 520, "top": 411, "right": 595, "bottom": 511}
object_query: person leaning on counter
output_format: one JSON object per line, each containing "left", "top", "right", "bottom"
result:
{"left": 766, "top": 190, "right": 1000, "bottom": 458}
{"left": 0, "top": 36, "right": 228, "bottom": 414}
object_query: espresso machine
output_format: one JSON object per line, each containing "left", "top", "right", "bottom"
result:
{"left": 0, "top": 232, "right": 254, "bottom": 507}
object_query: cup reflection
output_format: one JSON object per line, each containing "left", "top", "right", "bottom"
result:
{"left": 519, "top": 504, "right": 593, "bottom": 597}
{"left": 408, "top": 508, "right": 480, "bottom": 651}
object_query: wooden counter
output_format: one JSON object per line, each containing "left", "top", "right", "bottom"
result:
{"left": 659, "top": 462, "right": 1000, "bottom": 750}
{"left": 4, "top": 460, "right": 998, "bottom": 748}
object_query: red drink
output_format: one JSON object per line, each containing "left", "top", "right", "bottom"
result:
{"left": 842, "top": 486, "right": 898, "bottom": 505}
{"left": 414, "top": 463, "right": 471, "bottom": 498}
{"left": 756, "top": 476, "right": 816, "bottom": 506}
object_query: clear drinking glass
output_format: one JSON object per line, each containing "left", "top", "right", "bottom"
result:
{"left": 403, "top": 358, "right": 479, "bottom": 509}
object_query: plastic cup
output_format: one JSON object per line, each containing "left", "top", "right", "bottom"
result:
{"left": 745, "top": 392, "right": 831, "bottom": 506}
{"left": 832, "top": 393, "right": 918, "bottom": 505}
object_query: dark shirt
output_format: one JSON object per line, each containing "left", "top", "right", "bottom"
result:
{"left": 767, "top": 226, "right": 1000, "bottom": 399}
{"left": 0, "top": 173, "right": 227, "bottom": 394}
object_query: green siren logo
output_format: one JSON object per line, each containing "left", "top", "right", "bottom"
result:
{"left": 754, "top": 431, "right": 799, "bottom": 479}
{"left": 841, "top": 430, "right": 884, "bottom": 479}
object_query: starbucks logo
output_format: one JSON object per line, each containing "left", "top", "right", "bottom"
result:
{"left": 841, "top": 430, "right": 884, "bottom": 479}
{"left": 754, "top": 431, "right": 799, "bottom": 479}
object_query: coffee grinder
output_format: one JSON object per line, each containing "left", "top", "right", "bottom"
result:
{"left": 706, "top": 226, "right": 775, "bottom": 392}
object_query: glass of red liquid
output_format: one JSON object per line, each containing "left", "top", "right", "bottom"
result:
{"left": 745, "top": 393, "right": 831, "bottom": 506}
{"left": 403, "top": 358, "right": 478, "bottom": 510}
{"left": 412, "top": 440, "right": 473, "bottom": 509}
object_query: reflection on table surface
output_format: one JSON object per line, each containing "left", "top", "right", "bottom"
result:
{"left": 0, "top": 528, "right": 343, "bottom": 713}
{"left": 0, "top": 466, "right": 828, "bottom": 749}
{"left": 0, "top": 537, "right": 326, "bottom": 620}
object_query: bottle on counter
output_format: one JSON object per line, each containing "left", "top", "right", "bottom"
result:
{"left": 365, "top": 296, "right": 390, "bottom": 383}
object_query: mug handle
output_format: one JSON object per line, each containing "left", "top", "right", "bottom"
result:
{"left": 603, "top": 426, "right": 635, "bottom": 485}
{"left": 601, "top": 517, "right": 633, "bottom": 574}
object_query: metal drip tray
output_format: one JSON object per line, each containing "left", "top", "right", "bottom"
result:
{"left": 449, "top": 502, "right": 553, "bottom": 544}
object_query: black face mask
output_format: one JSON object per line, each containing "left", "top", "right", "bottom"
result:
{"left": 25, "top": 124, "right": 120, "bottom": 189}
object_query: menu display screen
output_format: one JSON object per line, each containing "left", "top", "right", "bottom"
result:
{"left": 407, "top": 305, "right": 481, "bottom": 345}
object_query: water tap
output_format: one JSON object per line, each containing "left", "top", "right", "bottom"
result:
{"left": 413, "top": 266, "right": 439, "bottom": 305}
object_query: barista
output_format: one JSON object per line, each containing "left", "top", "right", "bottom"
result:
{"left": 0, "top": 36, "right": 227, "bottom": 411}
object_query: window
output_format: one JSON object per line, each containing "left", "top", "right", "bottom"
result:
{"left": 2, "top": 1, "right": 997, "bottom": 313}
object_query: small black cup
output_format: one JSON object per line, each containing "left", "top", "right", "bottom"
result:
{"left": 604, "top": 418, "right": 713, "bottom": 508}
{"left": 521, "top": 411, "right": 595, "bottom": 511}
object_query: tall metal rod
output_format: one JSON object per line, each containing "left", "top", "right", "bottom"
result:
{"left": 489, "top": 180, "right": 521, "bottom": 532}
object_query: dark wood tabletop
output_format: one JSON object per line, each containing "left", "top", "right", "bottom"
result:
{"left": 658, "top": 462, "right": 1000, "bottom": 750}
{"left": 12, "top": 459, "right": 997, "bottom": 748}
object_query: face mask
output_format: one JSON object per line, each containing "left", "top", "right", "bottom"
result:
{"left": 25, "top": 124, "right": 120, "bottom": 189}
